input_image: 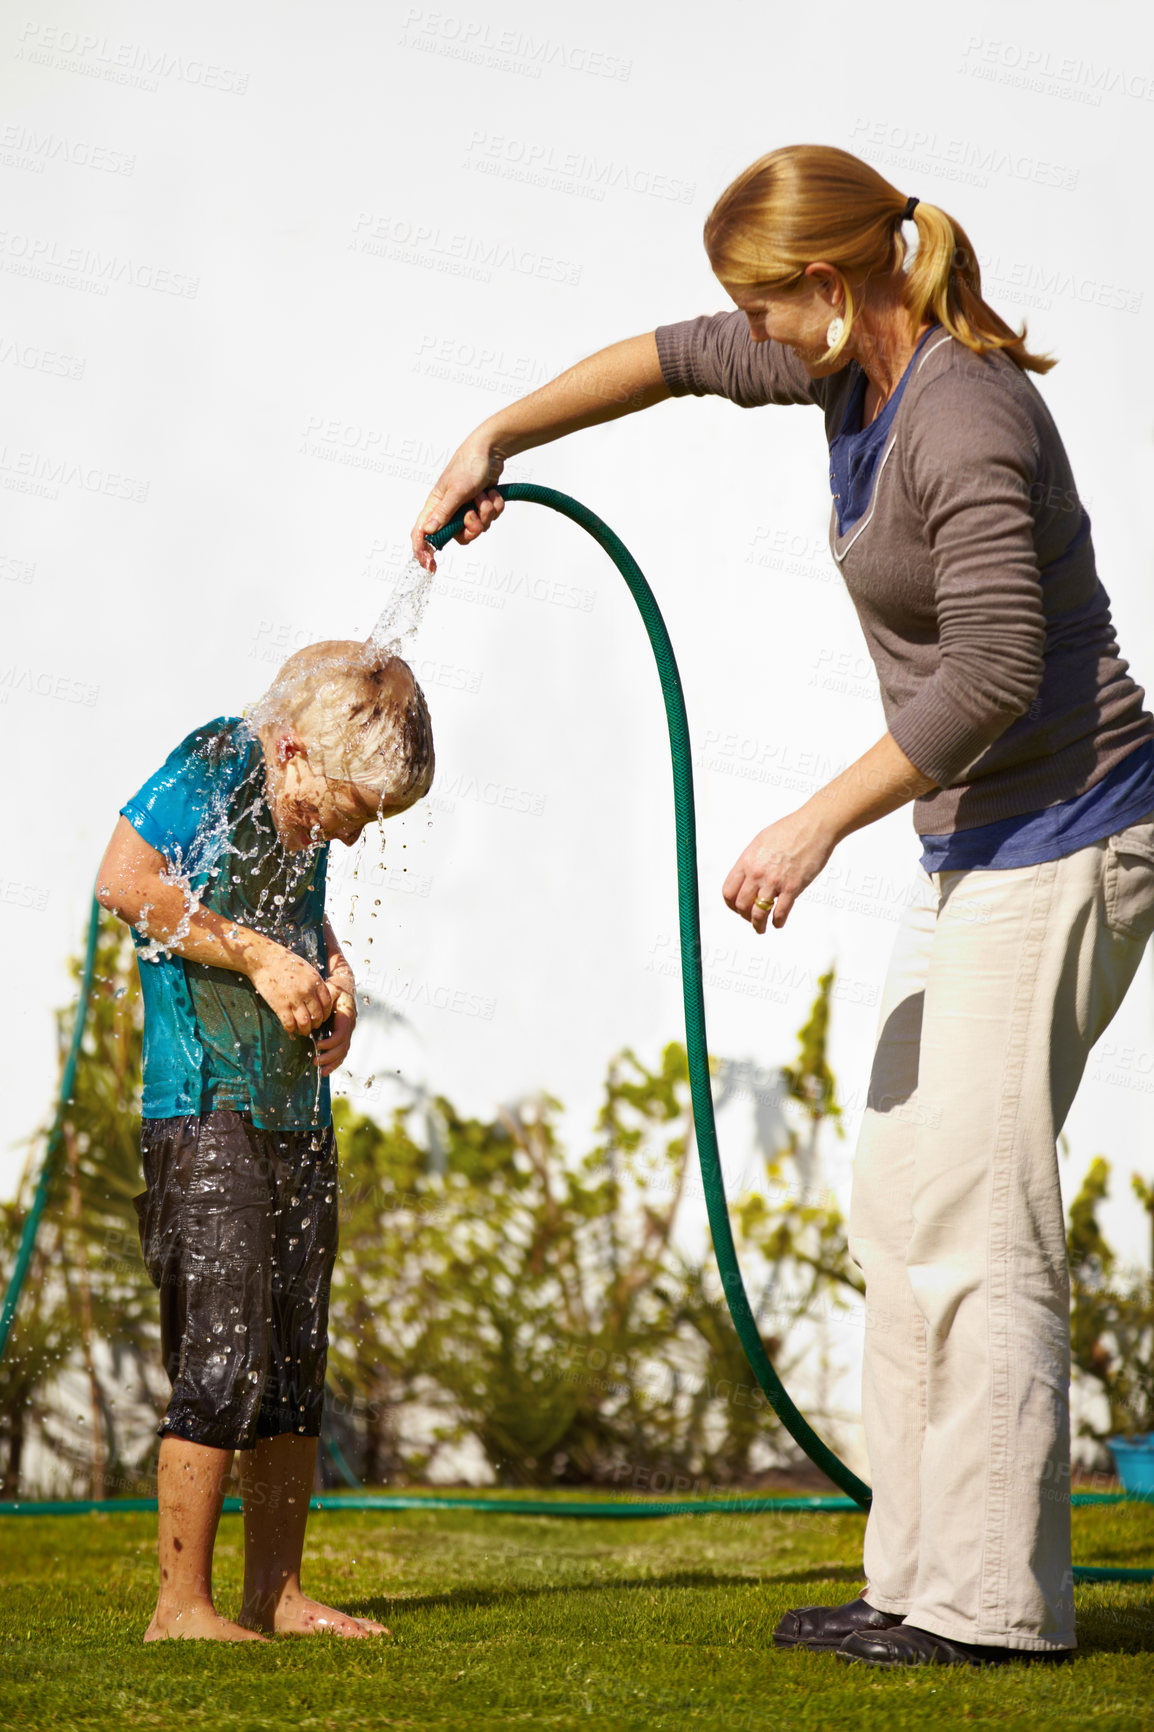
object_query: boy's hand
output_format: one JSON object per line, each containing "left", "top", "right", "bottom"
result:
{"left": 326, "top": 957, "right": 356, "bottom": 1002}
{"left": 315, "top": 991, "right": 356, "bottom": 1075}
{"left": 247, "top": 943, "right": 335, "bottom": 1036}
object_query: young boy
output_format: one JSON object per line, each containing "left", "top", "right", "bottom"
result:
{"left": 98, "top": 640, "right": 434, "bottom": 1642}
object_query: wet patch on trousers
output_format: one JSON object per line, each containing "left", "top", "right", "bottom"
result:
{"left": 135, "top": 1110, "right": 338, "bottom": 1450}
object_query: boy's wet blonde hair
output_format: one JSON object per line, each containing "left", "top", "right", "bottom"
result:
{"left": 251, "top": 640, "right": 434, "bottom": 808}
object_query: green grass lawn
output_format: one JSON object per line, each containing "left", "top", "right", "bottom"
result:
{"left": 0, "top": 1498, "right": 1151, "bottom": 1731}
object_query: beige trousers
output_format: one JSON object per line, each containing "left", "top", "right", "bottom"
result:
{"left": 847, "top": 819, "right": 1154, "bottom": 1650}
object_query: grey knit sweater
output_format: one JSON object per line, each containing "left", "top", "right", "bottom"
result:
{"left": 655, "top": 313, "right": 1152, "bottom": 834}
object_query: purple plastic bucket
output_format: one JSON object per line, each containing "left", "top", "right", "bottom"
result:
{"left": 1108, "top": 1434, "right": 1154, "bottom": 1496}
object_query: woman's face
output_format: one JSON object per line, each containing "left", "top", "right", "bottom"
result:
{"left": 721, "top": 267, "right": 849, "bottom": 375}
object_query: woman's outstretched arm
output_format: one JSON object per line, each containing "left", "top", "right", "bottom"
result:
{"left": 411, "top": 331, "right": 670, "bottom": 569}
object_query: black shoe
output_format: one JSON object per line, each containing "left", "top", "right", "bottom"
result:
{"left": 837, "top": 1623, "right": 1076, "bottom": 1668}
{"left": 773, "top": 1593, "right": 906, "bottom": 1652}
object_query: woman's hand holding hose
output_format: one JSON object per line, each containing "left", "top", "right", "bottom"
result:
{"left": 410, "top": 333, "right": 670, "bottom": 572}
{"left": 412, "top": 440, "right": 507, "bottom": 573}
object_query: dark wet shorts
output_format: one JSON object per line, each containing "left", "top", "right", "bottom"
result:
{"left": 134, "top": 1110, "right": 339, "bottom": 1451}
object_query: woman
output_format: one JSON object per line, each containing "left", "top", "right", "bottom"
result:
{"left": 410, "top": 144, "right": 1154, "bottom": 1667}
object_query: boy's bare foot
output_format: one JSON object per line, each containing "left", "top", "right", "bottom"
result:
{"left": 145, "top": 1603, "right": 270, "bottom": 1643}
{"left": 241, "top": 1589, "right": 390, "bottom": 1638}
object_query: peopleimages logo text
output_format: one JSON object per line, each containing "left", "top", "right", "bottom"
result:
{"left": 960, "top": 36, "right": 1154, "bottom": 103}
{"left": 398, "top": 9, "right": 631, "bottom": 80}
{"left": 16, "top": 22, "right": 249, "bottom": 92}
{"left": 850, "top": 119, "right": 1078, "bottom": 190}
{"left": 350, "top": 213, "right": 582, "bottom": 286}
{"left": 0, "top": 232, "right": 198, "bottom": 296}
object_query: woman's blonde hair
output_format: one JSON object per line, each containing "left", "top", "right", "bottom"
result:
{"left": 703, "top": 143, "right": 1054, "bottom": 374}
{"left": 251, "top": 640, "right": 434, "bottom": 806}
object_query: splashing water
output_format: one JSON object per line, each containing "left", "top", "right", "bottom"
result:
{"left": 310, "top": 1034, "right": 323, "bottom": 1118}
{"left": 135, "top": 847, "right": 201, "bottom": 963}
{"left": 368, "top": 554, "right": 434, "bottom": 655}
{"left": 134, "top": 721, "right": 332, "bottom": 1125}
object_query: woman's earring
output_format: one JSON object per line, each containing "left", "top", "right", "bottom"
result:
{"left": 826, "top": 315, "right": 845, "bottom": 349}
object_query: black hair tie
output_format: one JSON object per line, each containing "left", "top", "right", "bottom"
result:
{"left": 902, "top": 195, "right": 920, "bottom": 223}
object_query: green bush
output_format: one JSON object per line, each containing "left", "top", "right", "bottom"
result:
{"left": 1068, "top": 1156, "right": 1154, "bottom": 1444}
{"left": 7, "top": 913, "right": 1150, "bottom": 1500}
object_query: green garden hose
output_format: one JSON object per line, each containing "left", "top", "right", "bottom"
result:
{"left": 429, "top": 483, "right": 872, "bottom": 1506}
{"left": 2, "top": 487, "right": 1150, "bottom": 1594}
{"left": 0, "top": 484, "right": 868, "bottom": 1502}
{"left": 0, "top": 893, "right": 101, "bottom": 1364}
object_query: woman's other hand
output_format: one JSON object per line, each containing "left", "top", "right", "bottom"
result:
{"left": 725, "top": 734, "right": 936, "bottom": 932}
{"left": 723, "top": 809, "right": 838, "bottom": 934}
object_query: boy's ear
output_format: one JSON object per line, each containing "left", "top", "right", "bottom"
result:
{"left": 276, "top": 727, "right": 308, "bottom": 764}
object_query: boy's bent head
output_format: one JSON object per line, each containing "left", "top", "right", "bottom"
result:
{"left": 251, "top": 641, "right": 434, "bottom": 850}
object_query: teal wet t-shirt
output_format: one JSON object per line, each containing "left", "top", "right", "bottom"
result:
{"left": 120, "top": 717, "right": 331, "bottom": 1129}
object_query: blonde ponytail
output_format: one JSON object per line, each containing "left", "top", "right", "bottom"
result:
{"left": 704, "top": 144, "right": 1055, "bottom": 374}
{"left": 902, "top": 203, "right": 1053, "bottom": 372}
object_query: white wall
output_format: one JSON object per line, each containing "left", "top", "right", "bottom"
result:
{"left": 4, "top": 0, "right": 1153, "bottom": 1317}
